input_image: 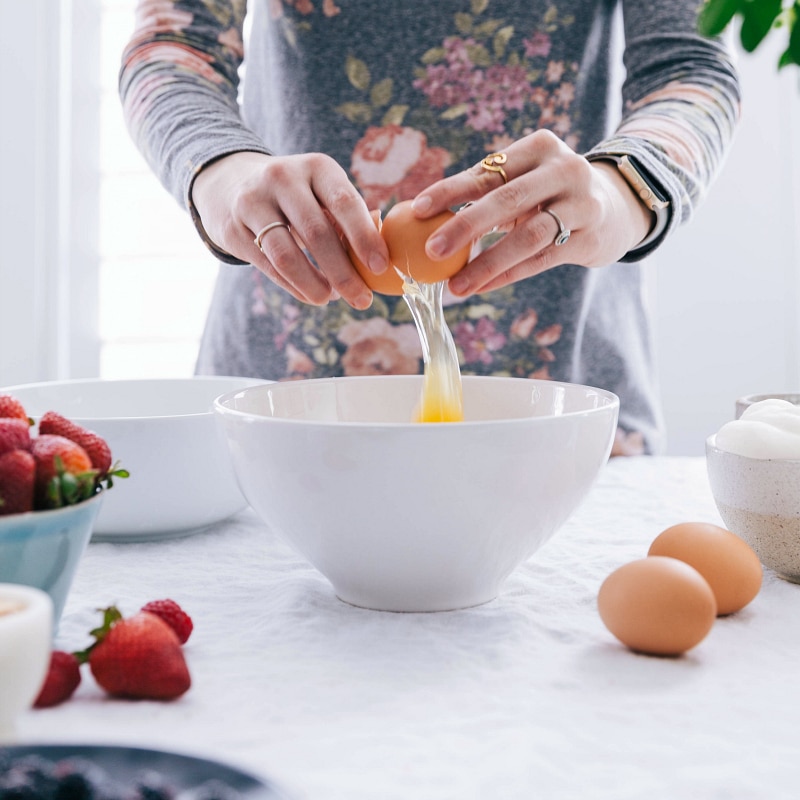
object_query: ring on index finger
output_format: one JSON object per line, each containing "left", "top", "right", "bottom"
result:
{"left": 480, "top": 152, "right": 509, "bottom": 185}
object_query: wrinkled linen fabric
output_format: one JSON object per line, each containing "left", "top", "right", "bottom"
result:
{"left": 27, "top": 457, "right": 800, "bottom": 800}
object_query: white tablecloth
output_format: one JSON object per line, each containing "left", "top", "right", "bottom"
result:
{"left": 17, "top": 457, "right": 800, "bottom": 799}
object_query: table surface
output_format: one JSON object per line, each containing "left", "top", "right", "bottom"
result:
{"left": 14, "top": 457, "right": 800, "bottom": 800}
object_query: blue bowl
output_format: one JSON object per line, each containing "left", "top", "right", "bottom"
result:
{"left": 0, "top": 493, "right": 103, "bottom": 627}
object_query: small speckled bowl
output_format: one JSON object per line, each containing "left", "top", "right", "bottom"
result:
{"left": 735, "top": 392, "right": 800, "bottom": 419}
{"left": 706, "top": 436, "right": 800, "bottom": 583}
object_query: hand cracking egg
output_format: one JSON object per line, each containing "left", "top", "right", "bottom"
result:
{"left": 345, "top": 200, "right": 471, "bottom": 423}
{"left": 347, "top": 200, "right": 471, "bottom": 295}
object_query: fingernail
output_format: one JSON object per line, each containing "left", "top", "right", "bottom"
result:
{"left": 426, "top": 234, "right": 447, "bottom": 258}
{"left": 412, "top": 195, "right": 432, "bottom": 213}
{"left": 369, "top": 253, "right": 387, "bottom": 274}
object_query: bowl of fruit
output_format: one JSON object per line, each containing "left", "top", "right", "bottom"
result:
{"left": 0, "top": 394, "right": 124, "bottom": 626}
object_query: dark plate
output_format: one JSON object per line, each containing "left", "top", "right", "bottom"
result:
{"left": 0, "top": 744, "right": 292, "bottom": 798}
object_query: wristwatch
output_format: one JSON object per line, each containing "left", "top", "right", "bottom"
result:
{"left": 586, "top": 153, "right": 670, "bottom": 254}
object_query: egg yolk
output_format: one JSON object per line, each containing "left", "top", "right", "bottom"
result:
{"left": 415, "top": 371, "right": 464, "bottom": 423}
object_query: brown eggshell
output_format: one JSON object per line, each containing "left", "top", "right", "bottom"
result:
{"left": 597, "top": 556, "right": 717, "bottom": 656}
{"left": 346, "top": 209, "right": 405, "bottom": 296}
{"left": 381, "top": 200, "right": 471, "bottom": 285}
{"left": 346, "top": 201, "right": 471, "bottom": 296}
{"left": 648, "top": 522, "right": 762, "bottom": 616}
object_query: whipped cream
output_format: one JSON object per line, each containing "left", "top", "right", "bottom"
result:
{"left": 715, "top": 398, "right": 800, "bottom": 459}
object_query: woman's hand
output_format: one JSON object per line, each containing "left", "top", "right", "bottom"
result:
{"left": 411, "top": 130, "right": 654, "bottom": 297}
{"left": 191, "top": 151, "right": 389, "bottom": 309}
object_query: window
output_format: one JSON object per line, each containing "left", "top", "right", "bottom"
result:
{"left": 98, "top": 0, "right": 217, "bottom": 378}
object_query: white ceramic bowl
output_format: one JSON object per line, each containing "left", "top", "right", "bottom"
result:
{"left": 1, "top": 377, "right": 267, "bottom": 541}
{"left": 215, "top": 376, "right": 619, "bottom": 612}
{"left": 707, "top": 436, "right": 800, "bottom": 582}
{"left": 0, "top": 584, "right": 53, "bottom": 742}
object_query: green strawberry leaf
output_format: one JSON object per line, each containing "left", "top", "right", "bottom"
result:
{"left": 74, "top": 605, "right": 124, "bottom": 663}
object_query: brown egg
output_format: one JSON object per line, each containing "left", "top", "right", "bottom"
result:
{"left": 597, "top": 556, "right": 717, "bottom": 656}
{"left": 346, "top": 210, "right": 405, "bottom": 296}
{"left": 648, "top": 522, "right": 762, "bottom": 616}
{"left": 347, "top": 201, "right": 471, "bottom": 296}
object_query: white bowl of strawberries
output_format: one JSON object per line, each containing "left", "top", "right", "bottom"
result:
{"left": 1, "top": 376, "right": 266, "bottom": 540}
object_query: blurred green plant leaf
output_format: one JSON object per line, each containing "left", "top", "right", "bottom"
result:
{"left": 787, "top": 1, "right": 800, "bottom": 65}
{"left": 740, "top": 0, "right": 783, "bottom": 51}
{"left": 698, "top": 0, "right": 742, "bottom": 36}
{"left": 698, "top": 0, "right": 800, "bottom": 69}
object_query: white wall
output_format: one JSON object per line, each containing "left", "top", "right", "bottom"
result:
{"left": 652, "top": 39, "right": 800, "bottom": 455}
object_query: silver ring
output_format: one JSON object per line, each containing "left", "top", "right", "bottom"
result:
{"left": 543, "top": 208, "right": 571, "bottom": 247}
{"left": 254, "top": 221, "right": 290, "bottom": 253}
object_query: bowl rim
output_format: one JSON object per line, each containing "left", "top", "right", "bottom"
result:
{"left": 214, "top": 374, "right": 620, "bottom": 429}
{"left": 0, "top": 490, "right": 104, "bottom": 531}
{"left": 0, "top": 376, "right": 270, "bottom": 423}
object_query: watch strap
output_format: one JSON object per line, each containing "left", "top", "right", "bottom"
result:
{"left": 586, "top": 153, "right": 671, "bottom": 256}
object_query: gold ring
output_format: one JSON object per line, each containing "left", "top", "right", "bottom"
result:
{"left": 254, "top": 221, "right": 290, "bottom": 253}
{"left": 480, "top": 152, "right": 509, "bottom": 184}
{"left": 543, "top": 208, "right": 571, "bottom": 247}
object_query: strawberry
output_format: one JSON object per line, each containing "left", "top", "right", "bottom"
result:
{"left": 38, "top": 411, "right": 113, "bottom": 477}
{"left": 80, "top": 606, "right": 191, "bottom": 700}
{"left": 31, "top": 434, "right": 97, "bottom": 509}
{"left": 141, "top": 599, "right": 193, "bottom": 644}
{"left": 0, "top": 394, "right": 30, "bottom": 421}
{"left": 0, "top": 418, "right": 32, "bottom": 457}
{"left": 33, "top": 650, "right": 82, "bottom": 708}
{"left": 0, "top": 449, "right": 35, "bottom": 515}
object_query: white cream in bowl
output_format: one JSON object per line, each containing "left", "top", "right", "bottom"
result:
{"left": 716, "top": 399, "right": 800, "bottom": 459}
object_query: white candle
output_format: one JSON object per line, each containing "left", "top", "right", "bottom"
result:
{"left": 0, "top": 583, "right": 53, "bottom": 743}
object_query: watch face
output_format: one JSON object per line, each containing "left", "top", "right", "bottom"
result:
{"left": 623, "top": 155, "right": 669, "bottom": 204}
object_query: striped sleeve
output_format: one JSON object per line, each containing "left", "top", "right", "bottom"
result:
{"left": 585, "top": 2, "right": 742, "bottom": 260}
{"left": 119, "top": 0, "right": 271, "bottom": 226}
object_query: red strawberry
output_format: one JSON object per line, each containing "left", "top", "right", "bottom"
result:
{"left": 0, "top": 449, "right": 35, "bottom": 515}
{"left": 0, "top": 394, "right": 30, "bottom": 421}
{"left": 82, "top": 606, "right": 191, "bottom": 700}
{"left": 39, "top": 411, "right": 112, "bottom": 476}
{"left": 31, "top": 434, "right": 97, "bottom": 509}
{"left": 0, "top": 418, "right": 32, "bottom": 456}
{"left": 33, "top": 650, "right": 82, "bottom": 708}
{"left": 141, "top": 599, "right": 193, "bottom": 644}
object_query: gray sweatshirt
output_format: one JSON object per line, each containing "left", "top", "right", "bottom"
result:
{"left": 120, "top": 0, "right": 741, "bottom": 454}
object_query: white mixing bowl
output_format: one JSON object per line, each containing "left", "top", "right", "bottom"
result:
{"left": 215, "top": 375, "right": 619, "bottom": 611}
{"left": 2, "top": 377, "right": 267, "bottom": 541}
